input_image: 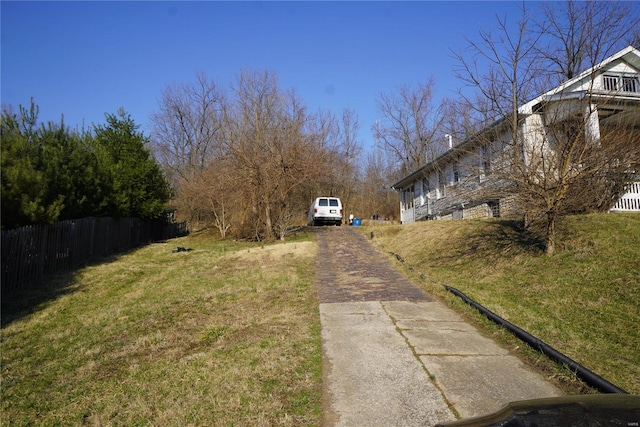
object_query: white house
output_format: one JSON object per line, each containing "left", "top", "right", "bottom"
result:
{"left": 392, "top": 46, "right": 640, "bottom": 224}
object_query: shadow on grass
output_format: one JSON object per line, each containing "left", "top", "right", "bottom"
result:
{"left": 1, "top": 249, "right": 137, "bottom": 328}
{"left": 1, "top": 271, "right": 79, "bottom": 327}
{"left": 440, "top": 219, "right": 546, "bottom": 264}
{"left": 486, "top": 219, "right": 546, "bottom": 252}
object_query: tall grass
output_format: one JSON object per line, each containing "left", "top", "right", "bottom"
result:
{"left": 1, "top": 231, "right": 322, "bottom": 426}
{"left": 365, "top": 213, "right": 639, "bottom": 395}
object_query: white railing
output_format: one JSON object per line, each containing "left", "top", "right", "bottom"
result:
{"left": 610, "top": 182, "right": 640, "bottom": 212}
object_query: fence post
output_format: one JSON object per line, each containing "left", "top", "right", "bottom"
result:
{"left": 38, "top": 224, "right": 47, "bottom": 282}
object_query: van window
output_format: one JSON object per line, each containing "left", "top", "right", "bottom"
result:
{"left": 319, "top": 199, "right": 328, "bottom": 206}
{"left": 329, "top": 199, "right": 339, "bottom": 207}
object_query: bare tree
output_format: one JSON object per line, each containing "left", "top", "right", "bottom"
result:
{"left": 359, "top": 147, "right": 399, "bottom": 220}
{"left": 374, "top": 77, "right": 445, "bottom": 175}
{"left": 507, "top": 93, "right": 640, "bottom": 255}
{"left": 199, "top": 158, "right": 239, "bottom": 238}
{"left": 453, "top": 5, "right": 540, "bottom": 137}
{"left": 150, "top": 73, "right": 227, "bottom": 230}
{"left": 222, "top": 69, "right": 331, "bottom": 240}
{"left": 151, "top": 68, "right": 350, "bottom": 240}
{"left": 151, "top": 73, "right": 224, "bottom": 183}
{"left": 327, "top": 109, "right": 363, "bottom": 218}
{"left": 525, "top": 4, "right": 640, "bottom": 255}
{"left": 439, "top": 97, "right": 483, "bottom": 145}
{"left": 536, "top": 0, "right": 640, "bottom": 83}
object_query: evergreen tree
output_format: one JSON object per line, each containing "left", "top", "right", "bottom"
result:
{"left": 1, "top": 102, "right": 63, "bottom": 228}
{"left": 2, "top": 101, "right": 170, "bottom": 229}
{"left": 37, "top": 121, "right": 110, "bottom": 220}
{"left": 92, "top": 108, "right": 171, "bottom": 220}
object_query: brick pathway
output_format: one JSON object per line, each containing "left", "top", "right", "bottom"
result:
{"left": 314, "top": 226, "right": 432, "bottom": 303}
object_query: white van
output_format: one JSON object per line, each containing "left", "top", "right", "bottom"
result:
{"left": 308, "top": 197, "right": 343, "bottom": 226}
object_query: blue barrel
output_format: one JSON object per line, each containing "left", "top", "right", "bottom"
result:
{"left": 352, "top": 218, "right": 362, "bottom": 226}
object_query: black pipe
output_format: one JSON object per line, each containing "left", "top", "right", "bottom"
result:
{"left": 443, "top": 285, "right": 628, "bottom": 394}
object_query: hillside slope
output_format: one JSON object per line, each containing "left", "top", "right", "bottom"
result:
{"left": 366, "top": 213, "right": 640, "bottom": 394}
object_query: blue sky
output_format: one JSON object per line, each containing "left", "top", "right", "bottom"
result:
{"left": 2, "top": 1, "right": 544, "bottom": 150}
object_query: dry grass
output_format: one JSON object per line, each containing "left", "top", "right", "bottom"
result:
{"left": 364, "top": 213, "right": 640, "bottom": 395}
{"left": 1, "top": 231, "right": 322, "bottom": 426}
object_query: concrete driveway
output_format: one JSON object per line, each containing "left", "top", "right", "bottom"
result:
{"left": 314, "top": 226, "right": 563, "bottom": 426}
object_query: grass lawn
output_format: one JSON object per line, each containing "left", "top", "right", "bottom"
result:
{"left": 1, "top": 231, "right": 322, "bottom": 426}
{"left": 364, "top": 213, "right": 640, "bottom": 395}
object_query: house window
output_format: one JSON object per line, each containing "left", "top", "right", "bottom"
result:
{"left": 422, "top": 177, "right": 430, "bottom": 193}
{"left": 482, "top": 145, "right": 491, "bottom": 173}
{"left": 422, "top": 177, "right": 431, "bottom": 203}
{"left": 488, "top": 200, "right": 500, "bottom": 218}
{"left": 479, "top": 145, "right": 492, "bottom": 182}
{"left": 452, "top": 162, "right": 460, "bottom": 184}
{"left": 603, "top": 74, "right": 640, "bottom": 93}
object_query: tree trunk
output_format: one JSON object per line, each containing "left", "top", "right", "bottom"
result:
{"left": 545, "top": 211, "right": 556, "bottom": 256}
{"left": 264, "top": 204, "right": 273, "bottom": 241}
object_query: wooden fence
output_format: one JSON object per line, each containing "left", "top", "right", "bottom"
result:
{"left": 1, "top": 217, "right": 188, "bottom": 296}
